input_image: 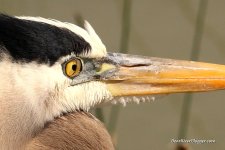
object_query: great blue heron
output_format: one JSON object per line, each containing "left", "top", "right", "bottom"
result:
{"left": 1, "top": 14, "right": 225, "bottom": 149}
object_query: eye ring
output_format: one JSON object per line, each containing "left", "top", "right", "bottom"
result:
{"left": 62, "top": 57, "right": 83, "bottom": 79}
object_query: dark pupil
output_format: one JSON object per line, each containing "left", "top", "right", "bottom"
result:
{"left": 72, "top": 64, "right": 77, "bottom": 71}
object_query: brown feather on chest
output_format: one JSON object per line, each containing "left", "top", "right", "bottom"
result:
{"left": 26, "top": 112, "right": 114, "bottom": 150}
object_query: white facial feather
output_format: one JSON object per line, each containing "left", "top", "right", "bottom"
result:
{"left": 0, "top": 55, "right": 113, "bottom": 149}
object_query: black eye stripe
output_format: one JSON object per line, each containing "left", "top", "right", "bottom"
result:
{"left": 0, "top": 14, "right": 91, "bottom": 65}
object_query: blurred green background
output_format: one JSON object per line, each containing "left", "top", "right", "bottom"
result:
{"left": 1, "top": 0, "right": 225, "bottom": 149}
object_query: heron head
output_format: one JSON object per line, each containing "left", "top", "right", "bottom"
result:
{"left": 1, "top": 14, "right": 225, "bottom": 122}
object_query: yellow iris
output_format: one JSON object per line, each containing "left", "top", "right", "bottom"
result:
{"left": 65, "top": 58, "right": 82, "bottom": 78}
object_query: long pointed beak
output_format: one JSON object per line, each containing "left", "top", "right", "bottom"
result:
{"left": 98, "top": 53, "right": 225, "bottom": 97}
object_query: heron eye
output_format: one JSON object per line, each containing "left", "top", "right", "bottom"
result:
{"left": 64, "top": 58, "right": 82, "bottom": 78}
